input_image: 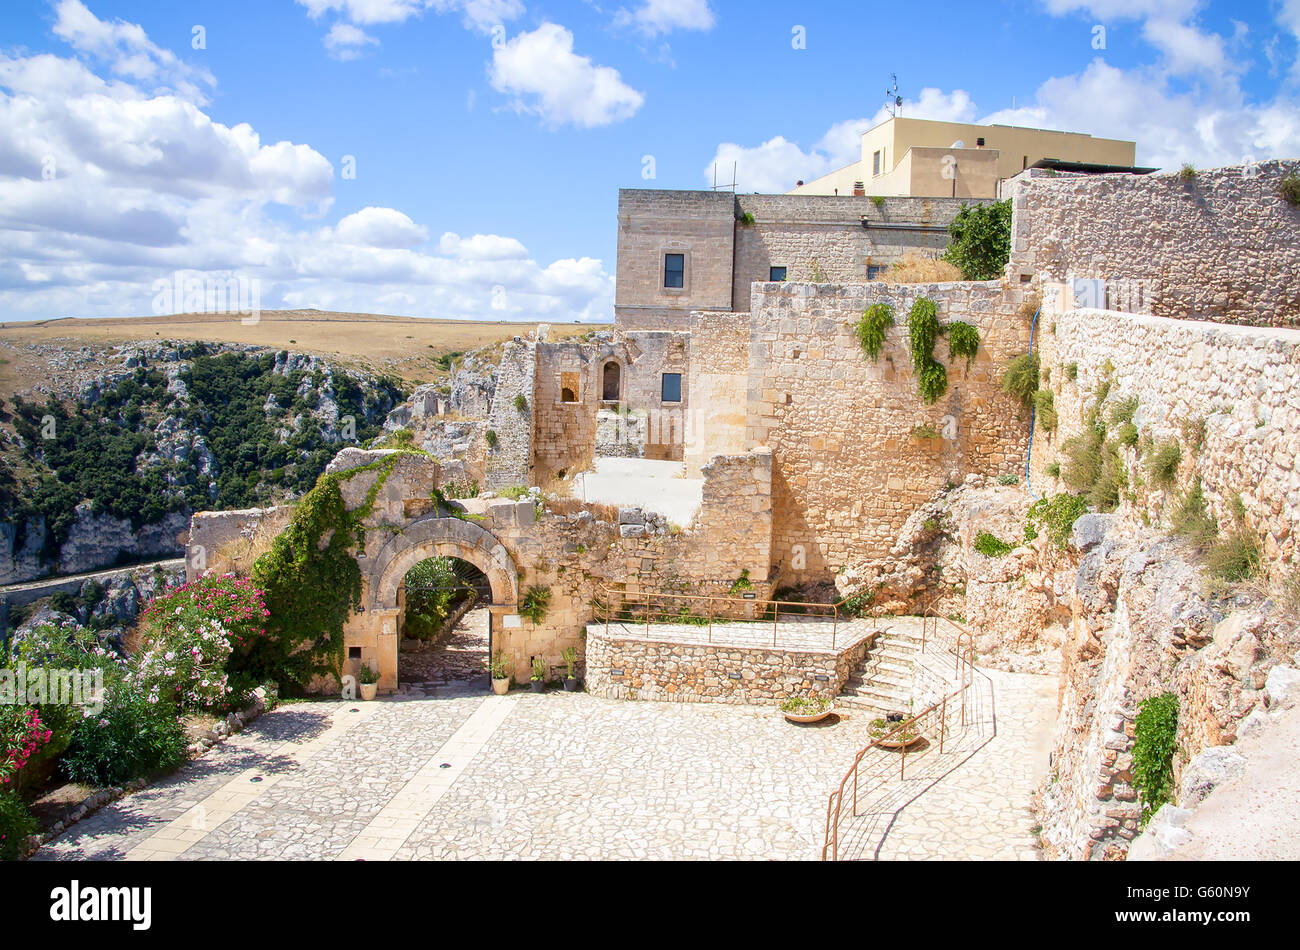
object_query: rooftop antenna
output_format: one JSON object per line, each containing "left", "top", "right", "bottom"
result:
{"left": 711, "top": 161, "right": 737, "bottom": 193}
{"left": 886, "top": 74, "right": 902, "bottom": 117}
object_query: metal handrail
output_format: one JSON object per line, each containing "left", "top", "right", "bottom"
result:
{"left": 821, "top": 611, "right": 976, "bottom": 861}
{"left": 596, "top": 585, "right": 848, "bottom": 649}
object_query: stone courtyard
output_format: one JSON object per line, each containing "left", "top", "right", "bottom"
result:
{"left": 32, "top": 614, "right": 1055, "bottom": 862}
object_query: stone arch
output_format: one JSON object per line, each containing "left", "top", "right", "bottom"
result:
{"left": 365, "top": 516, "right": 518, "bottom": 614}
{"left": 601, "top": 359, "right": 622, "bottom": 402}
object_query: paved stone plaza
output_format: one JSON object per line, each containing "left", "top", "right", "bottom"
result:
{"left": 32, "top": 612, "right": 1056, "bottom": 862}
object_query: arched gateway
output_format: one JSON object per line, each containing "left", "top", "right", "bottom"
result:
{"left": 355, "top": 515, "right": 519, "bottom": 692}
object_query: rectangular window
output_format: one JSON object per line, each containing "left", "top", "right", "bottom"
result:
{"left": 661, "top": 373, "right": 682, "bottom": 403}
{"left": 769, "top": 266, "right": 787, "bottom": 282}
{"left": 873, "top": 150, "right": 882, "bottom": 176}
{"left": 560, "top": 372, "right": 580, "bottom": 403}
{"left": 866, "top": 264, "right": 886, "bottom": 280}
{"left": 663, "top": 253, "right": 684, "bottom": 288}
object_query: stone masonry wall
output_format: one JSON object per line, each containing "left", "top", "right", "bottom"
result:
{"left": 685, "top": 309, "right": 750, "bottom": 473}
{"left": 732, "top": 194, "right": 988, "bottom": 306}
{"left": 1009, "top": 161, "right": 1300, "bottom": 327}
{"left": 1031, "top": 305, "right": 1300, "bottom": 566}
{"left": 584, "top": 631, "right": 871, "bottom": 705}
{"left": 744, "top": 280, "right": 1033, "bottom": 584}
{"left": 615, "top": 188, "right": 735, "bottom": 328}
{"left": 484, "top": 339, "right": 535, "bottom": 490}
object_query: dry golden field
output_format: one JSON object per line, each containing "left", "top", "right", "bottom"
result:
{"left": 0, "top": 309, "right": 606, "bottom": 398}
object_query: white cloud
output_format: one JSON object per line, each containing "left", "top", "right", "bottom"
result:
{"left": 51, "top": 0, "right": 214, "bottom": 103}
{"left": 438, "top": 232, "right": 529, "bottom": 259}
{"left": 335, "top": 207, "right": 428, "bottom": 247}
{"left": 429, "top": 0, "right": 526, "bottom": 34}
{"left": 489, "top": 23, "right": 645, "bottom": 128}
{"left": 980, "top": 58, "right": 1300, "bottom": 170}
{"left": 323, "top": 23, "right": 380, "bottom": 60}
{"left": 704, "top": 88, "right": 977, "bottom": 193}
{"left": 0, "top": 22, "right": 614, "bottom": 322}
{"left": 296, "top": 0, "right": 426, "bottom": 26}
{"left": 615, "top": 0, "right": 716, "bottom": 36}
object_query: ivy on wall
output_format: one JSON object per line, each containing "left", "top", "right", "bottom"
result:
{"left": 250, "top": 449, "right": 430, "bottom": 692}
{"left": 855, "top": 296, "right": 981, "bottom": 406}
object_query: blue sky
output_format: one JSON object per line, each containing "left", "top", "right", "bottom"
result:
{"left": 0, "top": 0, "right": 1297, "bottom": 322}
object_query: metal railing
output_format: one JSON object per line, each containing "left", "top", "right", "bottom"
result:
{"left": 595, "top": 586, "right": 863, "bottom": 650}
{"left": 821, "top": 611, "right": 977, "bottom": 861}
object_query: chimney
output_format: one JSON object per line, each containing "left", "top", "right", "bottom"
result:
{"left": 852, "top": 180, "right": 866, "bottom": 196}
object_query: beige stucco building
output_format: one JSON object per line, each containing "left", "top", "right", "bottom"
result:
{"left": 790, "top": 116, "right": 1139, "bottom": 199}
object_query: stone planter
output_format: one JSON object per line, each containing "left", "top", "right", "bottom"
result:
{"left": 360, "top": 683, "right": 378, "bottom": 701}
{"left": 782, "top": 706, "right": 835, "bottom": 724}
{"left": 491, "top": 677, "right": 510, "bottom": 696}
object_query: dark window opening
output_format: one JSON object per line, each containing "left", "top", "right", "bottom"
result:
{"left": 602, "top": 361, "right": 621, "bottom": 401}
{"left": 867, "top": 264, "right": 886, "bottom": 280}
{"left": 664, "top": 253, "right": 684, "bottom": 288}
{"left": 769, "top": 266, "right": 787, "bottom": 282}
{"left": 661, "top": 373, "right": 682, "bottom": 403}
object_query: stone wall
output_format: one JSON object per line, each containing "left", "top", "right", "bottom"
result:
{"left": 1031, "top": 305, "right": 1300, "bottom": 566}
{"left": 731, "top": 194, "right": 987, "bottom": 304}
{"left": 615, "top": 189, "right": 735, "bottom": 328}
{"left": 685, "top": 310, "right": 750, "bottom": 473}
{"left": 484, "top": 339, "right": 535, "bottom": 490}
{"left": 744, "top": 280, "right": 1033, "bottom": 584}
{"left": 185, "top": 505, "right": 295, "bottom": 581}
{"left": 584, "top": 627, "right": 872, "bottom": 704}
{"left": 1009, "top": 161, "right": 1300, "bottom": 327}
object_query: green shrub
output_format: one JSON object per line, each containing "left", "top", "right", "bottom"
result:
{"left": 941, "top": 200, "right": 1012, "bottom": 280}
{"left": 485, "top": 430, "right": 498, "bottom": 449}
{"left": 1065, "top": 362, "right": 1078, "bottom": 381}
{"left": 1032, "top": 389, "right": 1057, "bottom": 431}
{"left": 870, "top": 195, "right": 886, "bottom": 209}
{"left": 1132, "top": 692, "right": 1178, "bottom": 826}
{"left": 1061, "top": 427, "right": 1104, "bottom": 495}
{"left": 1045, "top": 461, "right": 1061, "bottom": 478}
{"left": 1171, "top": 478, "right": 1217, "bottom": 545}
{"left": 996, "top": 473, "right": 1017, "bottom": 486}
{"left": 1281, "top": 174, "right": 1300, "bottom": 207}
{"left": 1091, "top": 444, "right": 1126, "bottom": 512}
{"left": 61, "top": 685, "right": 188, "bottom": 787}
{"left": 1179, "top": 163, "right": 1197, "bottom": 181}
{"left": 974, "top": 531, "right": 1015, "bottom": 557}
{"left": 513, "top": 393, "right": 528, "bottom": 413}
{"left": 910, "top": 424, "right": 939, "bottom": 439}
{"left": 1205, "top": 500, "right": 1262, "bottom": 582}
{"left": 1109, "top": 396, "right": 1138, "bottom": 426}
{"left": 498, "top": 485, "right": 529, "bottom": 500}
{"left": 1147, "top": 441, "right": 1182, "bottom": 488}
{"left": 946, "top": 321, "right": 980, "bottom": 369}
{"left": 520, "top": 586, "right": 551, "bottom": 625}
{"left": 1026, "top": 493, "right": 1090, "bottom": 549}
{"left": 1001, "top": 353, "right": 1040, "bottom": 407}
{"left": 1181, "top": 416, "right": 1207, "bottom": 453}
{"left": 854, "top": 303, "right": 894, "bottom": 361}
{"left": 0, "top": 790, "right": 37, "bottom": 861}
{"left": 1118, "top": 422, "right": 1139, "bottom": 447}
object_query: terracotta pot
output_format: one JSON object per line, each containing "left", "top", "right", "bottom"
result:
{"left": 491, "top": 677, "right": 510, "bottom": 696}
{"left": 360, "top": 683, "right": 378, "bottom": 701}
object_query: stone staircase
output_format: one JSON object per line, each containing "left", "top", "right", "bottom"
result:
{"left": 836, "top": 624, "right": 924, "bottom": 715}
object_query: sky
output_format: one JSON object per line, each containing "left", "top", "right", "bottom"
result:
{"left": 0, "top": 0, "right": 1297, "bottom": 323}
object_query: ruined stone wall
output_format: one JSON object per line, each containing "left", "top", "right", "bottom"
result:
{"left": 484, "top": 339, "right": 534, "bottom": 489}
{"left": 185, "top": 505, "right": 295, "bottom": 581}
{"left": 1009, "top": 161, "right": 1300, "bottom": 326}
{"left": 620, "top": 330, "right": 689, "bottom": 460}
{"left": 732, "top": 194, "right": 984, "bottom": 305}
{"left": 685, "top": 309, "right": 750, "bottom": 473}
{"left": 1031, "top": 305, "right": 1300, "bottom": 566}
{"left": 744, "top": 281, "right": 1033, "bottom": 584}
{"left": 532, "top": 339, "right": 600, "bottom": 485}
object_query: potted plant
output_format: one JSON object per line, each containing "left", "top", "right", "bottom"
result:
{"left": 561, "top": 647, "right": 580, "bottom": 691}
{"left": 357, "top": 663, "right": 381, "bottom": 701}
{"left": 869, "top": 713, "right": 925, "bottom": 749}
{"left": 490, "top": 649, "right": 512, "bottom": 695}
{"left": 779, "top": 694, "right": 834, "bottom": 724}
{"left": 529, "top": 656, "right": 547, "bottom": 693}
